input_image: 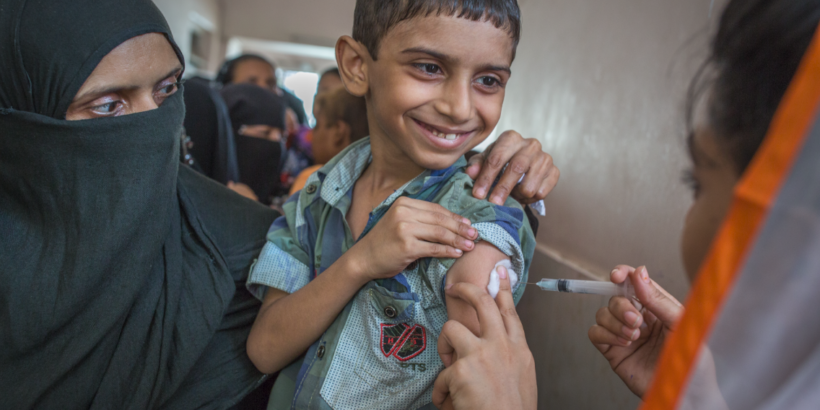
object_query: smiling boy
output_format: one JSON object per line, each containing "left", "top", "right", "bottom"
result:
{"left": 246, "top": 1, "right": 534, "bottom": 409}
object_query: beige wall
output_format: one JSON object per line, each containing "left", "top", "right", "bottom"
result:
{"left": 507, "top": 0, "right": 724, "bottom": 408}
{"left": 154, "top": 0, "right": 224, "bottom": 74}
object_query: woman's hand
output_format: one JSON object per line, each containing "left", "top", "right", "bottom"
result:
{"left": 588, "top": 265, "right": 684, "bottom": 397}
{"left": 466, "top": 130, "right": 560, "bottom": 205}
{"left": 433, "top": 266, "right": 537, "bottom": 410}
{"left": 346, "top": 197, "right": 479, "bottom": 282}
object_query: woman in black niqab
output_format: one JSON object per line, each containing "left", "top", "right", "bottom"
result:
{"left": 0, "top": 1, "right": 277, "bottom": 408}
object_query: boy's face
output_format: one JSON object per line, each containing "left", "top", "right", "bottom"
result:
{"left": 366, "top": 15, "right": 515, "bottom": 170}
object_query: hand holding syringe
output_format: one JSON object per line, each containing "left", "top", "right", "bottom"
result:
{"left": 530, "top": 278, "right": 636, "bottom": 299}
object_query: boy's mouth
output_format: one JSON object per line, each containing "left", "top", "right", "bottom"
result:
{"left": 412, "top": 119, "right": 475, "bottom": 146}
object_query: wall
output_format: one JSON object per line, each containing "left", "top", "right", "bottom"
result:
{"left": 154, "top": 0, "right": 224, "bottom": 75}
{"left": 505, "top": 0, "right": 724, "bottom": 408}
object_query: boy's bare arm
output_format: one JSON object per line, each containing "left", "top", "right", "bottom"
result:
{"left": 445, "top": 242, "right": 509, "bottom": 336}
{"left": 247, "top": 198, "right": 479, "bottom": 374}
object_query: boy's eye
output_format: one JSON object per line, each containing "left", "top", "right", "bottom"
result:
{"left": 415, "top": 63, "right": 442, "bottom": 75}
{"left": 478, "top": 76, "right": 500, "bottom": 87}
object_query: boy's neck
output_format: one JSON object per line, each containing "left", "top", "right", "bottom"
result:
{"left": 360, "top": 133, "right": 426, "bottom": 194}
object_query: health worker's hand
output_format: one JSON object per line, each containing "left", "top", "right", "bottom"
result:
{"left": 433, "top": 266, "right": 537, "bottom": 410}
{"left": 588, "top": 265, "right": 684, "bottom": 398}
{"left": 466, "top": 130, "right": 559, "bottom": 206}
{"left": 347, "top": 197, "right": 478, "bottom": 282}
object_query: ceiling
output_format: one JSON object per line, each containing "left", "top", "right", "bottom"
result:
{"left": 222, "top": 0, "right": 357, "bottom": 47}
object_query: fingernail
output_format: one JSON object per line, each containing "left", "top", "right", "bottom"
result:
{"left": 498, "top": 266, "right": 508, "bottom": 280}
{"left": 468, "top": 228, "right": 477, "bottom": 238}
{"left": 491, "top": 196, "right": 502, "bottom": 205}
{"left": 622, "top": 326, "right": 639, "bottom": 341}
{"left": 463, "top": 218, "right": 472, "bottom": 225}
{"left": 641, "top": 267, "right": 650, "bottom": 283}
{"left": 464, "top": 241, "right": 474, "bottom": 250}
{"left": 624, "top": 311, "right": 640, "bottom": 328}
{"left": 475, "top": 187, "right": 486, "bottom": 198}
{"left": 455, "top": 249, "right": 463, "bottom": 256}
{"left": 616, "top": 337, "right": 632, "bottom": 346}
{"left": 611, "top": 268, "right": 619, "bottom": 277}
{"left": 445, "top": 284, "right": 453, "bottom": 290}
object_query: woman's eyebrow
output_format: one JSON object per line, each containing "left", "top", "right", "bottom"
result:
{"left": 74, "top": 66, "right": 183, "bottom": 102}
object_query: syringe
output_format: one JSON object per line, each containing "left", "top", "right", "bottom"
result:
{"left": 532, "top": 279, "right": 636, "bottom": 299}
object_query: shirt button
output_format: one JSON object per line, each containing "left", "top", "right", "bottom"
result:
{"left": 306, "top": 184, "right": 317, "bottom": 194}
{"left": 316, "top": 345, "right": 326, "bottom": 359}
{"left": 384, "top": 306, "right": 398, "bottom": 319}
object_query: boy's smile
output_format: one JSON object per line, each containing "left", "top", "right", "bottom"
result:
{"left": 363, "top": 15, "right": 515, "bottom": 172}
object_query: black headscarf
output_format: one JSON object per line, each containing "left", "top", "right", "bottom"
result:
{"left": 183, "top": 76, "right": 241, "bottom": 184}
{"left": 221, "top": 83, "right": 286, "bottom": 204}
{"left": 0, "top": 1, "right": 277, "bottom": 408}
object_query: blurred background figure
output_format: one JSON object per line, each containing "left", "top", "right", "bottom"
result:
{"left": 316, "top": 67, "right": 343, "bottom": 98}
{"left": 217, "top": 54, "right": 309, "bottom": 126}
{"left": 181, "top": 76, "right": 241, "bottom": 184}
{"left": 221, "top": 83, "right": 287, "bottom": 205}
{"left": 290, "top": 87, "right": 369, "bottom": 195}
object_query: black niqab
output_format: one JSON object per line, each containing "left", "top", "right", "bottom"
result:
{"left": 0, "top": 1, "right": 277, "bottom": 408}
{"left": 221, "top": 83, "right": 286, "bottom": 204}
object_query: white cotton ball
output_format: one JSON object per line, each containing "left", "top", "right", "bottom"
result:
{"left": 487, "top": 259, "right": 517, "bottom": 299}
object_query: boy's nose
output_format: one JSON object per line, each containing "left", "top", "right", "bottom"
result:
{"left": 435, "top": 80, "right": 473, "bottom": 124}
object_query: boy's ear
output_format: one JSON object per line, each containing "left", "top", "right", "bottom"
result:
{"left": 336, "top": 36, "right": 369, "bottom": 97}
{"left": 333, "top": 120, "right": 352, "bottom": 149}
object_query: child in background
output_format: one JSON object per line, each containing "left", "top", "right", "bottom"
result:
{"left": 246, "top": 1, "right": 535, "bottom": 409}
{"left": 290, "top": 87, "right": 369, "bottom": 195}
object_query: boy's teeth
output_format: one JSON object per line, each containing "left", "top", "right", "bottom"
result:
{"left": 445, "top": 134, "right": 457, "bottom": 140}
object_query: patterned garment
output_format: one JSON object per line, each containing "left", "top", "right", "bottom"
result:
{"left": 247, "top": 138, "right": 535, "bottom": 410}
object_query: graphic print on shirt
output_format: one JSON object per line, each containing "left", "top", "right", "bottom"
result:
{"left": 380, "top": 323, "right": 427, "bottom": 361}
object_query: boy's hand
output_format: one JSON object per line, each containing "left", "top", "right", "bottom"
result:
{"left": 588, "top": 265, "right": 684, "bottom": 398}
{"left": 466, "top": 130, "right": 559, "bottom": 206}
{"left": 347, "top": 197, "right": 478, "bottom": 282}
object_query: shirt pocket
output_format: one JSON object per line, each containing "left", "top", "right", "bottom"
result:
{"left": 320, "top": 281, "right": 444, "bottom": 410}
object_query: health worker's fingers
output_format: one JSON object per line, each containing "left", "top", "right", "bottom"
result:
{"left": 494, "top": 266, "right": 525, "bottom": 340}
{"left": 414, "top": 224, "right": 475, "bottom": 252}
{"left": 446, "top": 282, "right": 506, "bottom": 339}
{"left": 630, "top": 266, "right": 684, "bottom": 329}
{"left": 415, "top": 209, "right": 478, "bottom": 241}
{"left": 465, "top": 149, "right": 486, "bottom": 180}
{"left": 588, "top": 324, "right": 630, "bottom": 349}
{"left": 438, "top": 320, "right": 478, "bottom": 368}
{"left": 610, "top": 265, "right": 636, "bottom": 284}
{"left": 596, "top": 305, "right": 639, "bottom": 342}
{"left": 609, "top": 296, "right": 644, "bottom": 330}
{"left": 432, "top": 367, "right": 455, "bottom": 409}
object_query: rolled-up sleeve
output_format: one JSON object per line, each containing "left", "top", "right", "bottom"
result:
{"left": 246, "top": 213, "right": 312, "bottom": 300}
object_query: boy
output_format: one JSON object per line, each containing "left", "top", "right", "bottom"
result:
{"left": 246, "top": 1, "right": 535, "bottom": 409}
{"left": 291, "top": 88, "right": 369, "bottom": 195}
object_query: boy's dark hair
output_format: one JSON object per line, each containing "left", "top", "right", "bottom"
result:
{"left": 216, "top": 54, "right": 275, "bottom": 86}
{"left": 688, "top": 0, "right": 820, "bottom": 174}
{"left": 353, "top": 0, "right": 521, "bottom": 60}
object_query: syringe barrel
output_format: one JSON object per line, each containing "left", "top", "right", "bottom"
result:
{"left": 558, "top": 279, "right": 636, "bottom": 298}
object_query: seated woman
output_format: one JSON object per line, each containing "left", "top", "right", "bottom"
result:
{"left": 221, "top": 83, "right": 288, "bottom": 205}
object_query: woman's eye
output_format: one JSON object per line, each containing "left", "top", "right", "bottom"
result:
{"left": 91, "top": 101, "right": 121, "bottom": 114}
{"left": 415, "top": 63, "right": 442, "bottom": 75}
{"left": 159, "top": 82, "right": 180, "bottom": 95}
